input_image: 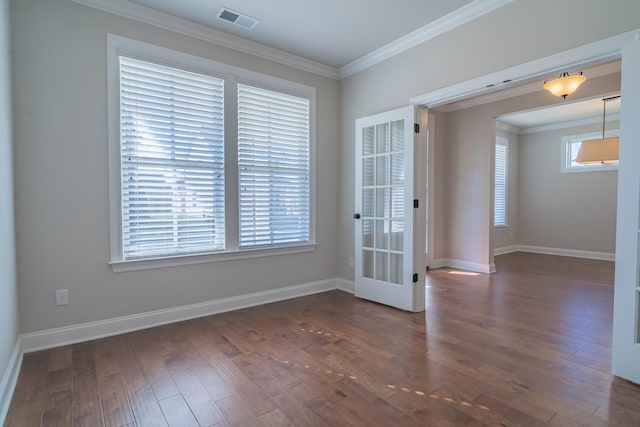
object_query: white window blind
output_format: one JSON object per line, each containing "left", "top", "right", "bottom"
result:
{"left": 237, "top": 84, "right": 310, "bottom": 247}
{"left": 494, "top": 138, "right": 508, "bottom": 227}
{"left": 119, "top": 56, "right": 225, "bottom": 260}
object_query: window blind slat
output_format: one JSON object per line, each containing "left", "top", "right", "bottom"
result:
{"left": 120, "top": 56, "right": 225, "bottom": 260}
{"left": 237, "top": 84, "right": 310, "bottom": 247}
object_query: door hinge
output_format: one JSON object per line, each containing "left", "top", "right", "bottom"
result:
{"left": 414, "top": 123, "right": 420, "bottom": 133}
{"left": 413, "top": 273, "right": 418, "bottom": 283}
{"left": 413, "top": 199, "right": 419, "bottom": 208}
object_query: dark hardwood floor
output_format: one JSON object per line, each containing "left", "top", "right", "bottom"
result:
{"left": 5, "top": 252, "right": 640, "bottom": 426}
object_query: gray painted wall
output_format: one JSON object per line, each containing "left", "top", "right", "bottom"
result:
{"left": 11, "top": 0, "right": 340, "bottom": 333}
{"left": 518, "top": 122, "right": 619, "bottom": 253}
{"left": 430, "top": 110, "right": 448, "bottom": 261}
{"left": 0, "top": 0, "right": 20, "bottom": 383}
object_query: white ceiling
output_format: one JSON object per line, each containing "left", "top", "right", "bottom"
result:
{"left": 77, "top": 0, "right": 623, "bottom": 114}
{"left": 498, "top": 96, "right": 621, "bottom": 130}
{"left": 129, "top": 0, "right": 476, "bottom": 68}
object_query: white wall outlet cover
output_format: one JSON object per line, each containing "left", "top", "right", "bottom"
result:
{"left": 55, "top": 289, "right": 69, "bottom": 306}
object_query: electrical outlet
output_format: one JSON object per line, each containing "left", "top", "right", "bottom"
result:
{"left": 55, "top": 289, "right": 69, "bottom": 306}
{"left": 348, "top": 257, "right": 354, "bottom": 268}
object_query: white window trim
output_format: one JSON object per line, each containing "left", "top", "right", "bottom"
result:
{"left": 561, "top": 130, "right": 619, "bottom": 173}
{"left": 107, "top": 34, "right": 316, "bottom": 271}
{"left": 494, "top": 137, "right": 508, "bottom": 228}
{"left": 110, "top": 242, "right": 318, "bottom": 273}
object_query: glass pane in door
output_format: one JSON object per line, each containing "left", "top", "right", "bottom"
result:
{"left": 390, "top": 221, "right": 403, "bottom": 251}
{"left": 363, "top": 250, "right": 374, "bottom": 279}
{"left": 363, "top": 126, "right": 375, "bottom": 155}
{"left": 376, "top": 123, "right": 389, "bottom": 153}
{"left": 390, "top": 253, "right": 403, "bottom": 284}
{"left": 376, "top": 252, "right": 388, "bottom": 281}
{"left": 360, "top": 119, "right": 406, "bottom": 287}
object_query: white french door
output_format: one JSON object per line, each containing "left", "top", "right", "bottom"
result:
{"left": 612, "top": 37, "right": 640, "bottom": 384}
{"left": 354, "top": 105, "right": 425, "bottom": 312}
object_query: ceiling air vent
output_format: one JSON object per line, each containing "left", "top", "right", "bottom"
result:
{"left": 216, "top": 7, "right": 259, "bottom": 30}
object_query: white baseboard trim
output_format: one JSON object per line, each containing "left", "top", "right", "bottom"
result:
{"left": 494, "top": 244, "right": 615, "bottom": 261}
{"left": 494, "top": 245, "right": 520, "bottom": 256}
{"left": 429, "top": 258, "right": 449, "bottom": 269}
{"left": 337, "top": 278, "right": 355, "bottom": 294}
{"left": 429, "top": 258, "right": 494, "bottom": 274}
{"left": 0, "top": 338, "right": 22, "bottom": 425}
{"left": 21, "top": 278, "right": 338, "bottom": 353}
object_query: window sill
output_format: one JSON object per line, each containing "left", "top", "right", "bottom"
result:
{"left": 561, "top": 166, "right": 618, "bottom": 174}
{"left": 110, "top": 242, "right": 318, "bottom": 273}
{"left": 494, "top": 225, "right": 508, "bottom": 230}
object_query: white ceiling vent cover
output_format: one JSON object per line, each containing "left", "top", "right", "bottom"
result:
{"left": 216, "top": 7, "right": 259, "bottom": 30}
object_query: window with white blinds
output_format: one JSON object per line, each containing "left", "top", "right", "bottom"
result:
{"left": 494, "top": 138, "right": 508, "bottom": 227}
{"left": 238, "top": 84, "right": 310, "bottom": 247}
{"left": 109, "top": 35, "right": 315, "bottom": 269}
{"left": 119, "top": 57, "right": 225, "bottom": 260}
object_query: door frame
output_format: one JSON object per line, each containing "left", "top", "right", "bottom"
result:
{"left": 411, "top": 29, "right": 638, "bottom": 272}
{"left": 409, "top": 29, "right": 640, "bottom": 383}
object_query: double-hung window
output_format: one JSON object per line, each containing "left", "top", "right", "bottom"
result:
{"left": 494, "top": 137, "right": 508, "bottom": 228}
{"left": 561, "top": 131, "right": 619, "bottom": 173}
{"left": 108, "top": 35, "right": 315, "bottom": 271}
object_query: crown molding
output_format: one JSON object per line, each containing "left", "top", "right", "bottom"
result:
{"left": 495, "top": 121, "right": 521, "bottom": 134}
{"left": 339, "top": 0, "right": 515, "bottom": 78}
{"left": 411, "top": 29, "right": 639, "bottom": 109}
{"left": 439, "top": 61, "right": 621, "bottom": 113}
{"left": 69, "top": 0, "right": 340, "bottom": 79}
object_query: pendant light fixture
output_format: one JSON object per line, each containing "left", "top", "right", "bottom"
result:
{"left": 543, "top": 71, "right": 587, "bottom": 99}
{"left": 576, "top": 95, "right": 620, "bottom": 164}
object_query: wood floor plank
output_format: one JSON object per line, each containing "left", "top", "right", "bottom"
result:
{"left": 269, "top": 387, "right": 334, "bottom": 427}
{"left": 471, "top": 393, "right": 549, "bottom": 426}
{"left": 216, "top": 394, "right": 266, "bottom": 427}
{"left": 230, "top": 351, "right": 301, "bottom": 396}
{"left": 386, "top": 387, "right": 485, "bottom": 427}
{"left": 41, "top": 390, "right": 72, "bottom": 427}
{"left": 6, "top": 402, "right": 43, "bottom": 427}
{"left": 71, "top": 342, "right": 104, "bottom": 427}
{"left": 6, "top": 253, "right": 640, "bottom": 427}
{"left": 205, "top": 354, "right": 278, "bottom": 416}
{"left": 331, "top": 380, "right": 422, "bottom": 427}
{"left": 165, "top": 362, "right": 225, "bottom": 426}
{"left": 126, "top": 329, "right": 180, "bottom": 402}
{"left": 114, "top": 335, "right": 169, "bottom": 427}
{"left": 257, "top": 408, "right": 293, "bottom": 427}
{"left": 98, "top": 373, "right": 135, "bottom": 427}
{"left": 41, "top": 368, "right": 73, "bottom": 427}
{"left": 158, "top": 394, "right": 200, "bottom": 427}
{"left": 6, "top": 350, "right": 50, "bottom": 426}
{"left": 125, "top": 383, "right": 169, "bottom": 427}
{"left": 164, "top": 320, "right": 236, "bottom": 402}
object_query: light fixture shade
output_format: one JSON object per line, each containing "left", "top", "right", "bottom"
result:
{"left": 576, "top": 137, "right": 619, "bottom": 164}
{"left": 543, "top": 73, "right": 587, "bottom": 98}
